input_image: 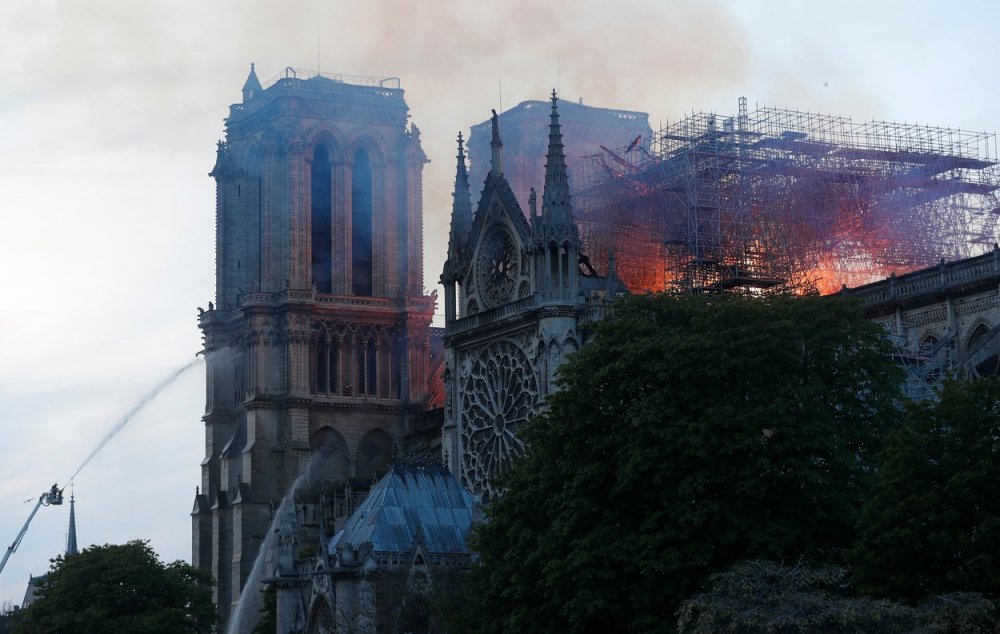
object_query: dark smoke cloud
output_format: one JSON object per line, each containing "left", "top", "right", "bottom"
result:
{"left": 1, "top": 1, "right": 751, "bottom": 298}
{"left": 299, "top": 0, "right": 752, "bottom": 289}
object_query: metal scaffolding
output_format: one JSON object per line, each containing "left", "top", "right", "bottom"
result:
{"left": 573, "top": 98, "right": 1000, "bottom": 294}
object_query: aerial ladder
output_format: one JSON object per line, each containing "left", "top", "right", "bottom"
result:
{"left": 0, "top": 484, "right": 64, "bottom": 576}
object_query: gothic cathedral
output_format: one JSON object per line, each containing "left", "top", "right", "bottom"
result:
{"left": 192, "top": 65, "right": 438, "bottom": 616}
{"left": 441, "top": 92, "right": 626, "bottom": 501}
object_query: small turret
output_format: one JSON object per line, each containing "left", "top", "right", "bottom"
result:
{"left": 445, "top": 132, "right": 473, "bottom": 271}
{"left": 441, "top": 132, "right": 474, "bottom": 322}
{"left": 242, "top": 62, "right": 262, "bottom": 102}
{"left": 490, "top": 109, "right": 503, "bottom": 176}
{"left": 534, "top": 90, "right": 581, "bottom": 303}
{"left": 540, "top": 90, "right": 577, "bottom": 240}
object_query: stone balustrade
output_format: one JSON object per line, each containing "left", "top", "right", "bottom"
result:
{"left": 844, "top": 245, "right": 1000, "bottom": 306}
{"left": 232, "top": 290, "right": 431, "bottom": 312}
{"left": 446, "top": 295, "right": 538, "bottom": 335}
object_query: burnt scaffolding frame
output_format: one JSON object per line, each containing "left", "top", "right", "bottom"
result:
{"left": 573, "top": 98, "right": 1000, "bottom": 294}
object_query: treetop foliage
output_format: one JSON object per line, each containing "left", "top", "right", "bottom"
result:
{"left": 851, "top": 376, "right": 1000, "bottom": 603}
{"left": 13, "top": 540, "right": 216, "bottom": 634}
{"left": 677, "top": 560, "right": 1000, "bottom": 633}
{"left": 465, "top": 292, "right": 904, "bottom": 633}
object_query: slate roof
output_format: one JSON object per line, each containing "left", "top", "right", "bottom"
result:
{"left": 328, "top": 463, "right": 475, "bottom": 556}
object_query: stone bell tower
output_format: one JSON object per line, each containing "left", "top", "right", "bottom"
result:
{"left": 191, "top": 64, "right": 436, "bottom": 619}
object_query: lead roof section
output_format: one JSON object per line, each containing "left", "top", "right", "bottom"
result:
{"left": 328, "top": 462, "right": 476, "bottom": 556}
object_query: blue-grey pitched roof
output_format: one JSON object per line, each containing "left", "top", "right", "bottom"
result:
{"left": 328, "top": 463, "right": 475, "bottom": 556}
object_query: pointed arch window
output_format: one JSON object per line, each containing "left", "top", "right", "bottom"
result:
{"left": 968, "top": 323, "right": 999, "bottom": 376}
{"left": 311, "top": 146, "right": 333, "bottom": 293}
{"left": 356, "top": 429, "right": 392, "bottom": 481}
{"left": 358, "top": 336, "right": 378, "bottom": 396}
{"left": 311, "top": 333, "right": 339, "bottom": 396}
{"left": 921, "top": 333, "right": 940, "bottom": 349}
{"left": 352, "top": 148, "right": 373, "bottom": 296}
{"left": 920, "top": 333, "right": 943, "bottom": 382}
{"left": 968, "top": 323, "right": 990, "bottom": 350}
{"left": 547, "top": 242, "right": 569, "bottom": 297}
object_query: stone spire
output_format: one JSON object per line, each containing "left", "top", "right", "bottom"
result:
{"left": 490, "top": 109, "right": 503, "bottom": 176}
{"left": 65, "top": 492, "right": 78, "bottom": 557}
{"left": 446, "top": 132, "right": 473, "bottom": 268}
{"left": 242, "top": 62, "right": 262, "bottom": 102}
{"left": 540, "top": 91, "right": 579, "bottom": 243}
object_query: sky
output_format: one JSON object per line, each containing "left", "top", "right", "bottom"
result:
{"left": 2, "top": 0, "right": 999, "bottom": 605}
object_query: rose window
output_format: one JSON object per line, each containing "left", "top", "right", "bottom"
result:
{"left": 460, "top": 340, "right": 539, "bottom": 498}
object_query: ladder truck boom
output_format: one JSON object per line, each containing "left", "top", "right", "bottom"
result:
{"left": 0, "top": 484, "right": 63, "bottom": 576}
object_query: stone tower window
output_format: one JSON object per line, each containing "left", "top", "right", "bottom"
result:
{"left": 358, "top": 336, "right": 378, "bottom": 396}
{"left": 352, "top": 149, "right": 374, "bottom": 296}
{"left": 312, "top": 334, "right": 339, "bottom": 395}
{"left": 311, "top": 146, "right": 333, "bottom": 293}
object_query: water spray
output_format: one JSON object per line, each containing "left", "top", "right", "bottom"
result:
{"left": 227, "top": 454, "right": 320, "bottom": 634}
{"left": 0, "top": 356, "right": 204, "bottom": 579}
{"left": 63, "top": 357, "right": 202, "bottom": 489}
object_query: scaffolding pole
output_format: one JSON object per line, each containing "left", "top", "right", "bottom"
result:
{"left": 573, "top": 99, "right": 1000, "bottom": 294}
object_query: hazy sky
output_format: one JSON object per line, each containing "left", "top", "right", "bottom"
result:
{"left": 2, "top": 0, "right": 998, "bottom": 604}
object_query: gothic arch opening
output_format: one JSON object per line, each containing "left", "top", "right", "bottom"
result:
{"left": 309, "top": 426, "right": 350, "bottom": 483}
{"left": 356, "top": 428, "right": 393, "bottom": 482}
{"left": 306, "top": 596, "right": 335, "bottom": 634}
{"left": 352, "top": 148, "right": 373, "bottom": 296}
{"left": 920, "top": 332, "right": 943, "bottom": 381}
{"left": 968, "top": 322, "right": 990, "bottom": 349}
{"left": 243, "top": 143, "right": 262, "bottom": 177}
{"left": 311, "top": 329, "right": 340, "bottom": 396}
{"left": 967, "top": 322, "right": 999, "bottom": 376}
{"left": 311, "top": 145, "right": 333, "bottom": 293}
{"left": 545, "top": 240, "right": 571, "bottom": 297}
{"left": 358, "top": 335, "right": 378, "bottom": 397}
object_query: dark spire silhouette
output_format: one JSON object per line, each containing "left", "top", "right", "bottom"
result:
{"left": 66, "top": 492, "right": 78, "bottom": 557}
{"left": 446, "top": 132, "right": 473, "bottom": 268}
{"left": 539, "top": 90, "right": 579, "bottom": 243}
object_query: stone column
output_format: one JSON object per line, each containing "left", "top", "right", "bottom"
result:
{"left": 289, "top": 137, "right": 309, "bottom": 288}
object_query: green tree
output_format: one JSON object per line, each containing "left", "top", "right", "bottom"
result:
{"left": 851, "top": 377, "right": 1000, "bottom": 603}
{"left": 14, "top": 540, "right": 216, "bottom": 634}
{"left": 465, "top": 293, "right": 904, "bottom": 633}
{"left": 677, "top": 560, "right": 1000, "bottom": 633}
{"left": 1, "top": 599, "right": 20, "bottom": 634}
{"left": 251, "top": 584, "right": 276, "bottom": 634}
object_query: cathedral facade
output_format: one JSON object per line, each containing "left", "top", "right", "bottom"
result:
{"left": 440, "top": 94, "right": 627, "bottom": 501}
{"left": 191, "top": 68, "right": 1000, "bottom": 633}
{"left": 196, "top": 69, "right": 626, "bottom": 631}
{"left": 287, "top": 93, "right": 626, "bottom": 633}
{"left": 192, "top": 65, "right": 439, "bottom": 620}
